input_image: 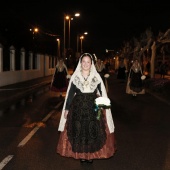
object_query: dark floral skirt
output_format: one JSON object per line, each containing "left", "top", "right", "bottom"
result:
{"left": 57, "top": 93, "right": 116, "bottom": 160}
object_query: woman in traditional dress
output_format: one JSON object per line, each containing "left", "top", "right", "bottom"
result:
{"left": 95, "top": 58, "right": 106, "bottom": 82}
{"left": 51, "top": 59, "right": 68, "bottom": 97}
{"left": 117, "top": 58, "right": 127, "bottom": 80}
{"left": 126, "top": 59, "right": 145, "bottom": 96}
{"left": 56, "top": 53, "right": 116, "bottom": 163}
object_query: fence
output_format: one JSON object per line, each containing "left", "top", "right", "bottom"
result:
{"left": 0, "top": 44, "right": 56, "bottom": 87}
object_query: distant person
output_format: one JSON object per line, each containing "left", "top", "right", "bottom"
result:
{"left": 50, "top": 59, "right": 68, "bottom": 97}
{"left": 126, "top": 59, "right": 145, "bottom": 96}
{"left": 105, "top": 60, "right": 110, "bottom": 74}
{"left": 117, "top": 59, "right": 127, "bottom": 80}
{"left": 95, "top": 58, "right": 106, "bottom": 82}
{"left": 56, "top": 53, "right": 116, "bottom": 163}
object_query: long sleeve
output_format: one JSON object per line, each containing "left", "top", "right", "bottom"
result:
{"left": 129, "top": 68, "right": 132, "bottom": 78}
{"left": 63, "top": 64, "right": 68, "bottom": 74}
{"left": 54, "top": 68, "right": 58, "bottom": 77}
{"left": 65, "top": 82, "right": 76, "bottom": 110}
{"left": 97, "top": 83, "right": 102, "bottom": 96}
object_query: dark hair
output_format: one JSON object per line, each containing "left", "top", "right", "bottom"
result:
{"left": 80, "top": 53, "right": 93, "bottom": 63}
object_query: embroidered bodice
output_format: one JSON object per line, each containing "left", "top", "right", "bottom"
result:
{"left": 131, "top": 65, "right": 141, "bottom": 73}
{"left": 73, "top": 75, "right": 100, "bottom": 93}
{"left": 57, "top": 65, "right": 65, "bottom": 72}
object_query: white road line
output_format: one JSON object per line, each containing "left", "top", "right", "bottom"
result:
{"left": 42, "top": 111, "right": 55, "bottom": 122}
{"left": 18, "top": 101, "right": 63, "bottom": 147}
{"left": 0, "top": 155, "right": 14, "bottom": 170}
{"left": 18, "top": 126, "right": 39, "bottom": 147}
{"left": 42, "top": 101, "right": 63, "bottom": 122}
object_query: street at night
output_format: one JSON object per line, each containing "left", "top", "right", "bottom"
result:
{"left": 0, "top": 73, "right": 169, "bottom": 170}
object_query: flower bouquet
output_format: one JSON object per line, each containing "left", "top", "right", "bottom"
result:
{"left": 104, "top": 74, "right": 110, "bottom": 78}
{"left": 66, "top": 74, "right": 71, "bottom": 79}
{"left": 94, "top": 97, "right": 111, "bottom": 120}
{"left": 141, "top": 75, "right": 146, "bottom": 80}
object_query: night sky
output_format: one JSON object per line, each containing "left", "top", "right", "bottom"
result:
{"left": 0, "top": 0, "right": 170, "bottom": 57}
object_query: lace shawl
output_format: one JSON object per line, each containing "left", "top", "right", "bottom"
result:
{"left": 58, "top": 53, "right": 115, "bottom": 133}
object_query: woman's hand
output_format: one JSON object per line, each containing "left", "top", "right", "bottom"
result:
{"left": 64, "top": 110, "right": 69, "bottom": 119}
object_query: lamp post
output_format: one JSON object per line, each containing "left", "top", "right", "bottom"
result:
{"left": 68, "top": 17, "right": 74, "bottom": 49}
{"left": 77, "top": 32, "right": 88, "bottom": 53}
{"left": 57, "top": 38, "right": 60, "bottom": 58}
{"left": 63, "top": 13, "right": 80, "bottom": 59}
{"left": 30, "top": 27, "right": 39, "bottom": 52}
{"left": 32, "top": 27, "right": 39, "bottom": 40}
{"left": 80, "top": 36, "right": 84, "bottom": 54}
{"left": 63, "top": 16, "right": 66, "bottom": 59}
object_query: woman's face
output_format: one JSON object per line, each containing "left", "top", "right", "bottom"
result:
{"left": 59, "top": 60, "right": 63, "bottom": 65}
{"left": 81, "top": 56, "right": 92, "bottom": 71}
{"left": 133, "top": 60, "right": 139, "bottom": 65}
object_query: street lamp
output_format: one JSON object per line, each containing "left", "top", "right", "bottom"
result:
{"left": 57, "top": 38, "right": 60, "bottom": 59}
{"left": 68, "top": 17, "right": 74, "bottom": 49}
{"left": 30, "top": 27, "right": 39, "bottom": 40}
{"left": 63, "top": 13, "right": 80, "bottom": 59}
{"left": 106, "top": 49, "right": 114, "bottom": 53}
{"left": 80, "top": 36, "right": 84, "bottom": 54}
{"left": 77, "top": 32, "right": 88, "bottom": 53}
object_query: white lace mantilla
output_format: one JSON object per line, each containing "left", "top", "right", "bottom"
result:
{"left": 73, "top": 75, "right": 100, "bottom": 93}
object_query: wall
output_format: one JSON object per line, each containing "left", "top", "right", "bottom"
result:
{"left": 0, "top": 45, "right": 56, "bottom": 87}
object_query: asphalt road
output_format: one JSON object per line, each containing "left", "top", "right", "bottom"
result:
{"left": 0, "top": 73, "right": 170, "bottom": 170}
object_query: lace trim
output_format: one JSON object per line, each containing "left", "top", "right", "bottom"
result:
{"left": 56, "top": 66, "right": 65, "bottom": 72}
{"left": 132, "top": 66, "right": 140, "bottom": 73}
{"left": 73, "top": 75, "right": 100, "bottom": 92}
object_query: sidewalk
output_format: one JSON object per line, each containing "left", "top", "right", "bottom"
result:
{"left": 146, "top": 73, "right": 170, "bottom": 106}
{"left": 154, "top": 73, "right": 170, "bottom": 79}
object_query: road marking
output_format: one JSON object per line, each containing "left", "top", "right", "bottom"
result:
{"left": 42, "top": 101, "right": 63, "bottom": 122}
{"left": 18, "top": 101, "right": 63, "bottom": 147}
{"left": 0, "top": 155, "right": 14, "bottom": 170}
{"left": 17, "top": 126, "right": 39, "bottom": 147}
{"left": 42, "top": 111, "right": 54, "bottom": 122}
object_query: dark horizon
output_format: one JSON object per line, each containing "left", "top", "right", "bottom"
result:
{"left": 0, "top": 1, "right": 170, "bottom": 57}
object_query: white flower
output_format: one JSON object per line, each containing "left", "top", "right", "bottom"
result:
{"left": 66, "top": 74, "right": 71, "bottom": 79}
{"left": 95, "top": 97, "right": 111, "bottom": 106}
{"left": 141, "top": 75, "right": 146, "bottom": 80}
{"left": 95, "top": 97, "right": 111, "bottom": 120}
{"left": 104, "top": 74, "right": 110, "bottom": 78}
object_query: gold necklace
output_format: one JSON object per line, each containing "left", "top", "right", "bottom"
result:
{"left": 82, "top": 74, "right": 90, "bottom": 87}
{"left": 83, "top": 80, "right": 89, "bottom": 87}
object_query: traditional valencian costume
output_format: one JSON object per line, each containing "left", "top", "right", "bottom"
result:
{"left": 50, "top": 59, "right": 68, "bottom": 96}
{"left": 126, "top": 59, "right": 145, "bottom": 96}
{"left": 117, "top": 60, "right": 126, "bottom": 80}
{"left": 95, "top": 59, "right": 105, "bottom": 82}
{"left": 57, "top": 53, "right": 116, "bottom": 161}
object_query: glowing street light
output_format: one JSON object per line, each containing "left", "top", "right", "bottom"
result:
{"left": 30, "top": 27, "right": 39, "bottom": 39}
{"left": 80, "top": 36, "right": 84, "bottom": 53}
{"left": 106, "top": 49, "right": 114, "bottom": 53}
{"left": 63, "top": 13, "right": 80, "bottom": 58}
{"left": 57, "top": 38, "right": 60, "bottom": 59}
{"left": 34, "top": 28, "right": 39, "bottom": 33}
{"left": 77, "top": 32, "right": 88, "bottom": 53}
